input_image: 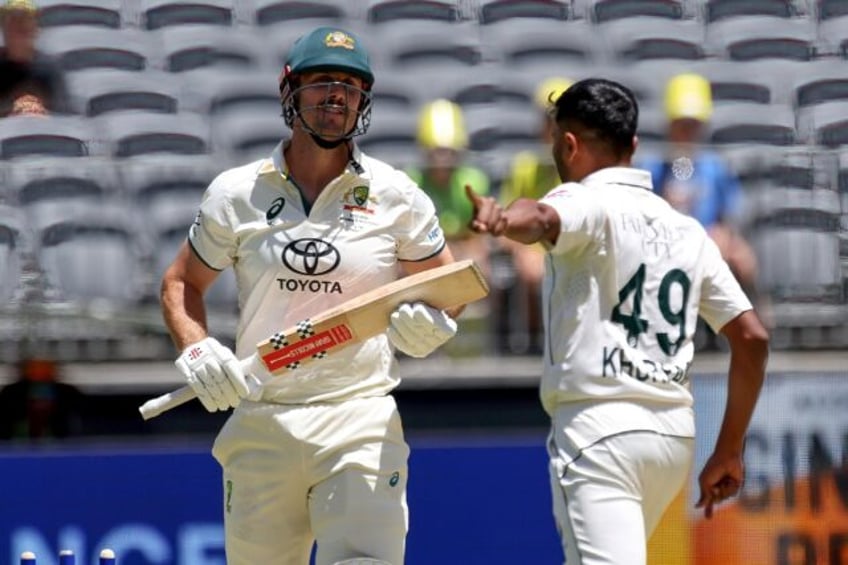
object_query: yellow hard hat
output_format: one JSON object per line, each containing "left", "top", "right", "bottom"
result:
{"left": 416, "top": 98, "right": 468, "bottom": 150}
{"left": 2, "top": 0, "right": 37, "bottom": 13}
{"left": 534, "top": 77, "right": 573, "bottom": 110}
{"left": 665, "top": 73, "right": 712, "bottom": 122}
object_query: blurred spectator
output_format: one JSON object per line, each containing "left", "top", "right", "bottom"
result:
{"left": 0, "top": 358, "right": 85, "bottom": 440}
{"left": 495, "top": 77, "right": 572, "bottom": 354}
{"left": 639, "top": 73, "right": 758, "bottom": 298}
{"left": 0, "top": 0, "right": 68, "bottom": 117}
{"left": 407, "top": 98, "right": 492, "bottom": 276}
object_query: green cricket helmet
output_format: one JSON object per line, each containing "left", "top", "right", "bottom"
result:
{"left": 280, "top": 27, "right": 374, "bottom": 143}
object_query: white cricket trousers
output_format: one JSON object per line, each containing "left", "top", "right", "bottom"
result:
{"left": 548, "top": 426, "right": 694, "bottom": 564}
{"left": 212, "top": 395, "right": 409, "bottom": 565}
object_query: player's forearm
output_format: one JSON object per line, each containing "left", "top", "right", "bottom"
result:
{"left": 502, "top": 198, "right": 558, "bottom": 245}
{"left": 161, "top": 275, "right": 210, "bottom": 351}
{"left": 714, "top": 323, "right": 768, "bottom": 454}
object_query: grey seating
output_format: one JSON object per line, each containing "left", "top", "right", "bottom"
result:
{"left": 153, "top": 25, "right": 270, "bottom": 73}
{"left": 36, "top": 206, "right": 148, "bottom": 305}
{"left": 179, "top": 67, "right": 279, "bottom": 117}
{"left": 481, "top": 18, "right": 600, "bottom": 70}
{"left": 0, "top": 205, "right": 26, "bottom": 305}
{"left": 38, "top": 27, "right": 155, "bottom": 72}
{"left": 365, "top": 0, "right": 462, "bottom": 24}
{"left": 707, "top": 102, "right": 797, "bottom": 146}
{"left": 94, "top": 111, "right": 212, "bottom": 158}
{"left": 138, "top": 0, "right": 236, "bottom": 30}
{"left": 357, "top": 106, "right": 419, "bottom": 170}
{"left": 36, "top": 0, "right": 123, "bottom": 28}
{"left": 66, "top": 69, "right": 182, "bottom": 117}
{"left": 705, "top": 15, "right": 818, "bottom": 61}
{"left": 0, "top": 115, "right": 100, "bottom": 160}
{"left": 210, "top": 108, "right": 288, "bottom": 164}
{"left": 369, "top": 20, "right": 482, "bottom": 70}
{"left": 578, "top": 0, "right": 694, "bottom": 23}
{"left": 818, "top": 15, "right": 848, "bottom": 59}
{"left": 250, "top": 0, "right": 355, "bottom": 26}
{"left": 701, "top": 0, "right": 808, "bottom": 22}
{"left": 477, "top": 0, "right": 572, "bottom": 23}
{"left": 5, "top": 157, "right": 120, "bottom": 231}
{"left": 600, "top": 17, "right": 706, "bottom": 62}
{"left": 797, "top": 101, "right": 848, "bottom": 148}
{"left": 817, "top": 0, "right": 848, "bottom": 21}
{"left": 791, "top": 60, "right": 848, "bottom": 108}
{"left": 117, "top": 153, "right": 220, "bottom": 233}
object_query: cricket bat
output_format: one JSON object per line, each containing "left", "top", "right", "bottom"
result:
{"left": 139, "top": 259, "right": 489, "bottom": 420}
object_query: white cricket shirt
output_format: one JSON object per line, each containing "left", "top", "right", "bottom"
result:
{"left": 538, "top": 167, "right": 752, "bottom": 441}
{"left": 189, "top": 141, "right": 446, "bottom": 404}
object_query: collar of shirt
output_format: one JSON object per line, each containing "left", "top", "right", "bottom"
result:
{"left": 255, "top": 140, "right": 368, "bottom": 181}
{"left": 580, "top": 166, "right": 653, "bottom": 191}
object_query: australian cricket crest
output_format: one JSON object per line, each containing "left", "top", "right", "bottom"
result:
{"left": 341, "top": 184, "right": 377, "bottom": 230}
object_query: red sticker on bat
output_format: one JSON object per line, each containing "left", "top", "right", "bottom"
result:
{"left": 262, "top": 324, "right": 354, "bottom": 371}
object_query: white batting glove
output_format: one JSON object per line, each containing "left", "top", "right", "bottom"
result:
{"left": 387, "top": 302, "right": 457, "bottom": 358}
{"left": 175, "top": 337, "right": 250, "bottom": 412}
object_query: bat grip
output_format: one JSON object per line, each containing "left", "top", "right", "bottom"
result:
{"left": 138, "top": 356, "right": 258, "bottom": 421}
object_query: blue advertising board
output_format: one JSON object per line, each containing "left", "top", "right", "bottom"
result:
{"left": 0, "top": 433, "right": 562, "bottom": 565}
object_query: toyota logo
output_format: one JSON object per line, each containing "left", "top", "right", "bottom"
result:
{"left": 282, "top": 238, "right": 340, "bottom": 275}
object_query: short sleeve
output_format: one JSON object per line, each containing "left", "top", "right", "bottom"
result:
{"left": 396, "top": 178, "right": 446, "bottom": 261}
{"left": 187, "top": 173, "right": 238, "bottom": 271}
{"left": 698, "top": 236, "right": 752, "bottom": 332}
{"left": 540, "top": 183, "right": 603, "bottom": 255}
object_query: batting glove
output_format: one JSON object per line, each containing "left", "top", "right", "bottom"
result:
{"left": 387, "top": 302, "right": 457, "bottom": 358}
{"left": 175, "top": 337, "right": 251, "bottom": 412}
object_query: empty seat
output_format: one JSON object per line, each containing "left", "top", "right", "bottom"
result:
{"left": 817, "top": 0, "right": 848, "bottom": 21}
{"left": 5, "top": 157, "right": 120, "bottom": 230}
{"left": 153, "top": 25, "right": 270, "bottom": 73}
{"left": 210, "top": 109, "right": 288, "bottom": 163}
{"left": 752, "top": 227, "right": 842, "bottom": 305}
{"left": 600, "top": 17, "right": 706, "bottom": 62}
{"left": 792, "top": 60, "right": 848, "bottom": 108}
{"left": 708, "top": 102, "right": 797, "bottom": 146}
{"left": 797, "top": 101, "right": 848, "bottom": 148}
{"left": 38, "top": 27, "right": 155, "bottom": 72}
{"left": 179, "top": 67, "right": 279, "bottom": 116}
{"left": 356, "top": 107, "right": 419, "bottom": 169}
{"left": 477, "top": 0, "right": 571, "bottom": 24}
{"left": 705, "top": 15, "right": 818, "bottom": 61}
{"left": 579, "top": 0, "right": 692, "bottom": 23}
{"left": 118, "top": 153, "right": 220, "bottom": 231}
{"left": 36, "top": 207, "right": 148, "bottom": 305}
{"left": 250, "top": 0, "right": 355, "bottom": 26}
{"left": 0, "top": 115, "right": 99, "bottom": 160}
{"left": 0, "top": 206, "right": 26, "bottom": 304}
{"left": 365, "top": 0, "right": 462, "bottom": 24}
{"left": 95, "top": 111, "right": 212, "bottom": 158}
{"left": 370, "top": 20, "right": 482, "bottom": 69}
{"left": 482, "top": 18, "right": 600, "bottom": 69}
{"left": 702, "top": 0, "right": 807, "bottom": 22}
{"left": 36, "top": 0, "right": 123, "bottom": 28}
{"left": 66, "top": 69, "right": 182, "bottom": 117}
{"left": 818, "top": 15, "right": 848, "bottom": 59}
{"left": 139, "top": 0, "right": 235, "bottom": 30}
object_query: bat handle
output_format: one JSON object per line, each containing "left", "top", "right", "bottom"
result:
{"left": 138, "top": 356, "right": 258, "bottom": 421}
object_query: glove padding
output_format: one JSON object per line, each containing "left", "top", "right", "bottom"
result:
{"left": 176, "top": 337, "right": 250, "bottom": 412}
{"left": 387, "top": 302, "right": 457, "bottom": 358}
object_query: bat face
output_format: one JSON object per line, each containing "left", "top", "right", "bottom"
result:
{"left": 261, "top": 321, "right": 354, "bottom": 372}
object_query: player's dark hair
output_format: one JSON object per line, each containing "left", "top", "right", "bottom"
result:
{"left": 552, "top": 78, "right": 638, "bottom": 158}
